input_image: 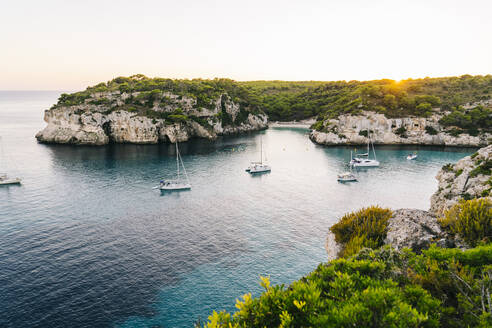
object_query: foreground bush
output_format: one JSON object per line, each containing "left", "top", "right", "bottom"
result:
{"left": 203, "top": 245, "right": 492, "bottom": 328}
{"left": 330, "top": 206, "right": 393, "bottom": 257}
{"left": 438, "top": 198, "right": 492, "bottom": 246}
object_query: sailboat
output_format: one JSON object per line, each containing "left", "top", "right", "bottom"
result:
{"left": 158, "top": 142, "right": 191, "bottom": 191}
{"left": 337, "top": 168, "right": 358, "bottom": 182}
{"left": 0, "top": 137, "right": 21, "bottom": 185}
{"left": 246, "top": 137, "right": 271, "bottom": 174}
{"left": 349, "top": 130, "right": 380, "bottom": 167}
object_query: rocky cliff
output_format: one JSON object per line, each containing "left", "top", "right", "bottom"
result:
{"left": 36, "top": 91, "right": 267, "bottom": 145}
{"left": 430, "top": 144, "right": 492, "bottom": 216}
{"left": 310, "top": 111, "right": 490, "bottom": 147}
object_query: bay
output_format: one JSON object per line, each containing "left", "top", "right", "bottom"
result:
{"left": 0, "top": 91, "right": 474, "bottom": 327}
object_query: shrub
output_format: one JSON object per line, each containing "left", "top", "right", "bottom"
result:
{"left": 168, "top": 114, "right": 188, "bottom": 123}
{"left": 330, "top": 206, "right": 393, "bottom": 257}
{"left": 204, "top": 245, "right": 492, "bottom": 328}
{"left": 455, "top": 169, "right": 463, "bottom": 177}
{"left": 358, "top": 130, "right": 373, "bottom": 137}
{"left": 470, "top": 159, "right": 492, "bottom": 177}
{"left": 442, "top": 163, "right": 454, "bottom": 172}
{"left": 204, "top": 253, "right": 440, "bottom": 328}
{"left": 394, "top": 126, "right": 407, "bottom": 137}
{"left": 425, "top": 125, "right": 439, "bottom": 135}
{"left": 310, "top": 121, "right": 324, "bottom": 131}
{"left": 438, "top": 198, "right": 492, "bottom": 246}
{"left": 448, "top": 128, "right": 462, "bottom": 137}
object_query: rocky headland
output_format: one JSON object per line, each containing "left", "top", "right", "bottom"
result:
{"left": 36, "top": 90, "right": 267, "bottom": 145}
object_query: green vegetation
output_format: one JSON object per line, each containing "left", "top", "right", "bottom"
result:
{"left": 203, "top": 244, "right": 492, "bottom": 328}
{"left": 242, "top": 75, "right": 491, "bottom": 122}
{"left": 53, "top": 75, "right": 492, "bottom": 131}
{"left": 439, "top": 198, "right": 492, "bottom": 246}
{"left": 358, "top": 130, "right": 373, "bottom": 137}
{"left": 470, "top": 159, "right": 492, "bottom": 178}
{"left": 394, "top": 126, "right": 407, "bottom": 137}
{"left": 439, "top": 105, "right": 492, "bottom": 135}
{"left": 425, "top": 125, "right": 439, "bottom": 135}
{"left": 203, "top": 199, "right": 492, "bottom": 327}
{"left": 442, "top": 163, "right": 454, "bottom": 172}
{"left": 330, "top": 206, "right": 393, "bottom": 257}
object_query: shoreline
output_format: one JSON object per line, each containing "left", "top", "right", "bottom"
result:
{"left": 268, "top": 119, "right": 315, "bottom": 129}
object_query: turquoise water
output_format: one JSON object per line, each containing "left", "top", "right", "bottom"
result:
{"left": 0, "top": 91, "right": 475, "bottom": 328}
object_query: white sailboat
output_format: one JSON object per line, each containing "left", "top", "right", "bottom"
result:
{"left": 159, "top": 142, "right": 191, "bottom": 191}
{"left": 349, "top": 130, "right": 380, "bottom": 167}
{"left": 0, "top": 173, "right": 21, "bottom": 185}
{"left": 337, "top": 171, "right": 358, "bottom": 182}
{"left": 246, "top": 137, "right": 271, "bottom": 174}
{"left": 0, "top": 137, "right": 21, "bottom": 185}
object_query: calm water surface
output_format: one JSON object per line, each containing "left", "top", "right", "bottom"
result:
{"left": 0, "top": 91, "right": 475, "bottom": 327}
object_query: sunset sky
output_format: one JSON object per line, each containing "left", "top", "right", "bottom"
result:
{"left": 1, "top": 0, "right": 491, "bottom": 90}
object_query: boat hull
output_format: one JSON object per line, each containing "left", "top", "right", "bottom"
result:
{"left": 337, "top": 178, "right": 357, "bottom": 182}
{"left": 160, "top": 184, "right": 191, "bottom": 191}
{"left": 350, "top": 160, "right": 380, "bottom": 167}
{"left": 0, "top": 178, "right": 21, "bottom": 185}
{"left": 249, "top": 167, "right": 271, "bottom": 174}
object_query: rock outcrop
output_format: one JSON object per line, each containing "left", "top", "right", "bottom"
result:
{"left": 326, "top": 144, "right": 491, "bottom": 258}
{"left": 384, "top": 209, "right": 447, "bottom": 252}
{"left": 36, "top": 92, "right": 267, "bottom": 145}
{"left": 430, "top": 144, "right": 492, "bottom": 216}
{"left": 310, "top": 111, "right": 490, "bottom": 147}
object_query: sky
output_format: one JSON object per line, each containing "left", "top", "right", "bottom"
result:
{"left": 1, "top": 0, "right": 491, "bottom": 90}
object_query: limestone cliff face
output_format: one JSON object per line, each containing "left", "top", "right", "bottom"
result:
{"left": 310, "top": 111, "right": 490, "bottom": 147}
{"left": 36, "top": 92, "right": 267, "bottom": 145}
{"left": 430, "top": 145, "right": 492, "bottom": 216}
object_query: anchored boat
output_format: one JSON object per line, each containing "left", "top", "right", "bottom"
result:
{"left": 349, "top": 130, "right": 379, "bottom": 167}
{"left": 337, "top": 171, "right": 358, "bottom": 182}
{"left": 0, "top": 173, "right": 21, "bottom": 185}
{"left": 246, "top": 137, "right": 271, "bottom": 174}
{"left": 158, "top": 142, "right": 191, "bottom": 191}
{"left": 0, "top": 137, "right": 21, "bottom": 185}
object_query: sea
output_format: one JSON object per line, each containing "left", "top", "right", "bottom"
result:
{"left": 0, "top": 91, "right": 475, "bottom": 327}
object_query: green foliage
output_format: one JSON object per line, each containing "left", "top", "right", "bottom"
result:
{"left": 395, "top": 126, "right": 407, "bottom": 137}
{"left": 204, "top": 245, "right": 492, "bottom": 328}
{"left": 330, "top": 206, "right": 393, "bottom": 257}
{"left": 470, "top": 159, "right": 492, "bottom": 177}
{"left": 455, "top": 169, "right": 463, "bottom": 177}
{"left": 310, "top": 121, "right": 324, "bottom": 131}
{"left": 439, "top": 199, "right": 492, "bottom": 246}
{"left": 425, "top": 125, "right": 439, "bottom": 135}
{"left": 439, "top": 105, "right": 492, "bottom": 135}
{"left": 168, "top": 114, "right": 188, "bottom": 123}
{"left": 442, "top": 163, "right": 454, "bottom": 172}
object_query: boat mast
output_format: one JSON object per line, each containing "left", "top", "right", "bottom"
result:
{"left": 260, "top": 137, "right": 263, "bottom": 164}
{"left": 180, "top": 150, "right": 190, "bottom": 184}
{"left": 372, "top": 138, "right": 377, "bottom": 160}
{"left": 176, "top": 142, "right": 180, "bottom": 181}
